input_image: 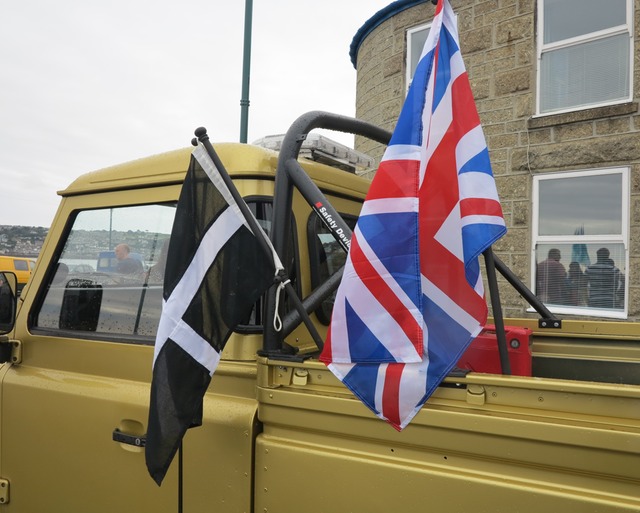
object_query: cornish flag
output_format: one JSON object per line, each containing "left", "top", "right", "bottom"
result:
{"left": 321, "top": 0, "right": 506, "bottom": 430}
{"left": 145, "top": 145, "right": 275, "bottom": 485}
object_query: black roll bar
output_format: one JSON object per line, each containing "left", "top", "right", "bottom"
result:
{"left": 263, "top": 111, "right": 390, "bottom": 353}
{"left": 262, "top": 110, "right": 560, "bottom": 370}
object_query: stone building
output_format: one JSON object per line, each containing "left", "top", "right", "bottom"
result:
{"left": 351, "top": 0, "right": 639, "bottom": 322}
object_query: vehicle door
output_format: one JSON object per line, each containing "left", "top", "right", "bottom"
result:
{"left": 3, "top": 183, "right": 269, "bottom": 513}
{"left": 0, "top": 196, "right": 182, "bottom": 512}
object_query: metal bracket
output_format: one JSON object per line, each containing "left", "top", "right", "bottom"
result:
{"left": 538, "top": 318, "right": 562, "bottom": 329}
{"left": 273, "top": 365, "right": 293, "bottom": 386}
{"left": 0, "top": 478, "right": 9, "bottom": 504}
{"left": 0, "top": 337, "right": 21, "bottom": 365}
{"left": 270, "top": 366, "right": 309, "bottom": 387}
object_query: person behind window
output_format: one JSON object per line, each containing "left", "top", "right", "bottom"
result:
{"left": 566, "top": 261, "right": 588, "bottom": 306}
{"left": 586, "top": 247, "right": 619, "bottom": 308}
{"left": 114, "top": 243, "right": 143, "bottom": 274}
{"left": 536, "top": 248, "right": 567, "bottom": 304}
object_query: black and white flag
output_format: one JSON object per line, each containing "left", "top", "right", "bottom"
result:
{"left": 145, "top": 144, "right": 276, "bottom": 485}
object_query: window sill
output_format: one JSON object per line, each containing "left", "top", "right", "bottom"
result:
{"left": 526, "top": 306, "right": 627, "bottom": 321}
{"left": 529, "top": 102, "right": 638, "bottom": 130}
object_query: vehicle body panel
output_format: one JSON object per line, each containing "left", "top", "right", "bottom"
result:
{"left": 255, "top": 358, "right": 640, "bottom": 513}
{"left": 1, "top": 146, "right": 273, "bottom": 512}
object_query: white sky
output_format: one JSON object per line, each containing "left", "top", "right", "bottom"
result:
{"left": 0, "top": 0, "right": 392, "bottom": 228}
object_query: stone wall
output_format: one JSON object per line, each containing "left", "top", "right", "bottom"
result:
{"left": 353, "top": 0, "right": 640, "bottom": 320}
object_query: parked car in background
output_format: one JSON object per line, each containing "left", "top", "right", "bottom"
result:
{"left": 67, "top": 263, "right": 95, "bottom": 273}
{"left": 0, "top": 255, "right": 36, "bottom": 295}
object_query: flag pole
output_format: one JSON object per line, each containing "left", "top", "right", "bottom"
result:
{"left": 178, "top": 441, "right": 183, "bottom": 513}
{"left": 194, "top": 127, "right": 277, "bottom": 269}
{"left": 239, "top": 0, "right": 253, "bottom": 143}
{"left": 483, "top": 247, "right": 511, "bottom": 375}
{"left": 193, "top": 127, "right": 325, "bottom": 352}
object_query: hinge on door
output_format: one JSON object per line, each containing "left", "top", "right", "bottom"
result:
{"left": 0, "top": 336, "right": 21, "bottom": 365}
{"left": 0, "top": 478, "right": 10, "bottom": 504}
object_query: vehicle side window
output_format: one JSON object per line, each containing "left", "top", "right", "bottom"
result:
{"left": 308, "top": 213, "right": 357, "bottom": 325}
{"left": 13, "top": 260, "right": 28, "bottom": 271}
{"left": 34, "top": 204, "right": 176, "bottom": 343}
{"left": 237, "top": 199, "right": 298, "bottom": 329}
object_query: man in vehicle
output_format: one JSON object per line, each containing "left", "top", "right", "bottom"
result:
{"left": 114, "top": 244, "right": 143, "bottom": 274}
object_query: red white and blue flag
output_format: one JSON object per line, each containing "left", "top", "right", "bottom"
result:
{"left": 320, "top": 0, "right": 506, "bottom": 430}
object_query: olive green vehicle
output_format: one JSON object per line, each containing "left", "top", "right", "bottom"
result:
{"left": 0, "top": 113, "right": 638, "bottom": 512}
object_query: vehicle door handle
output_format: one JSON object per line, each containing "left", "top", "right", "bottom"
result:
{"left": 112, "top": 428, "right": 146, "bottom": 447}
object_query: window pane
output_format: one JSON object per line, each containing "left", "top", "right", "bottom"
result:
{"left": 35, "top": 204, "right": 177, "bottom": 342}
{"left": 544, "top": 0, "right": 626, "bottom": 44}
{"left": 240, "top": 200, "right": 298, "bottom": 329}
{"left": 13, "top": 260, "right": 28, "bottom": 271}
{"left": 535, "top": 243, "right": 625, "bottom": 310}
{"left": 540, "top": 34, "right": 629, "bottom": 113}
{"left": 409, "top": 27, "right": 429, "bottom": 80}
{"left": 308, "top": 214, "right": 357, "bottom": 325}
{"left": 538, "top": 173, "right": 622, "bottom": 236}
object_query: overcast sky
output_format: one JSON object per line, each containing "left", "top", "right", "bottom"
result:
{"left": 0, "top": 0, "right": 393, "bottom": 228}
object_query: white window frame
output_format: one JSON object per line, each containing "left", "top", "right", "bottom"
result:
{"left": 531, "top": 167, "right": 630, "bottom": 319}
{"left": 535, "top": 0, "right": 633, "bottom": 116}
{"left": 406, "top": 23, "right": 431, "bottom": 94}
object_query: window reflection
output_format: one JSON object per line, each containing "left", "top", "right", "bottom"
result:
{"left": 534, "top": 167, "right": 628, "bottom": 317}
{"left": 35, "top": 204, "right": 177, "bottom": 342}
{"left": 543, "top": 0, "right": 626, "bottom": 44}
{"left": 535, "top": 243, "right": 625, "bottom": 310}
{"left": 538, "top": 173, "right": 622, "bottom": 236}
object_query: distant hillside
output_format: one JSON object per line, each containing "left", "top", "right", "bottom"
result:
{"left": 0, "top": 225, "right": 48, "bottom": 258}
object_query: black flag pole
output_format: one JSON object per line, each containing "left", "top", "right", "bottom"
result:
{"left": 483, "top": 247, "right": 511, "bottom": 375}
{"left": 192, "top": 128, "right": 325, "bottom": 352}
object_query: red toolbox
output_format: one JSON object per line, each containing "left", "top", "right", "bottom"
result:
{"left": 456, "top": 325, "right": 533, "bottom": 376}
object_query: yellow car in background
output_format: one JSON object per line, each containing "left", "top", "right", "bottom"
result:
{"left": 0, "top": 255, "right": 36, "bottom": 294}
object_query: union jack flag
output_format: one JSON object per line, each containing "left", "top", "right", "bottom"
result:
{"left": 320, "top": 0, "right": 506, "bottom": 430}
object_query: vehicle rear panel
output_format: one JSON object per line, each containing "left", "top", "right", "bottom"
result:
{"left": 255, "top": 357, "right": 640, "bottom": 513}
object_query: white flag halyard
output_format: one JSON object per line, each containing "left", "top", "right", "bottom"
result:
{"left": 145, "top": 144, "right": 276, "bottom": 486}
